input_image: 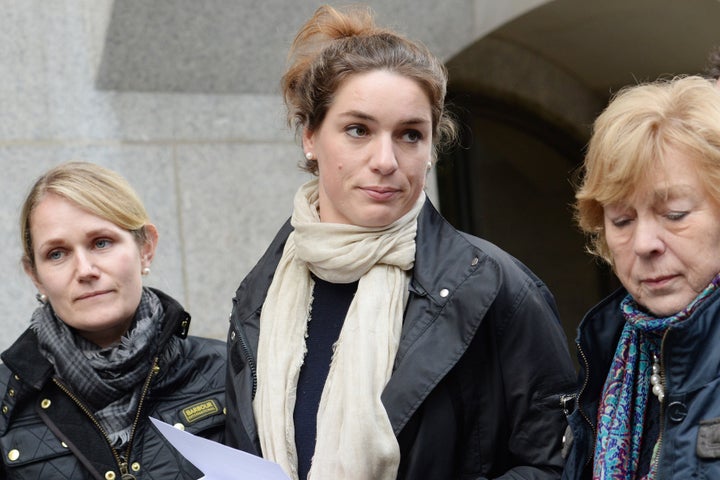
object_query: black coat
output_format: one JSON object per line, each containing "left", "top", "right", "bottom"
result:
{"left": 0, "top": 289, "right": 226, "bottom": 480}
{"left": 225, "top": 199, "right": 576, "bottom": 479}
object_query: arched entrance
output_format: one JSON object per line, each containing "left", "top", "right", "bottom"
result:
{"left": 436, "top": 96, "right": 613, "bottom": 351}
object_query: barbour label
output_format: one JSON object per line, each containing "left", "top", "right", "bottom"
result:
{"left": 181, "top": 399, "right": 220, "bottom": 424}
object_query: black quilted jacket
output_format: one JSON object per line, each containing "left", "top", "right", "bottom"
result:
{"left": 0, "top": 288, "right": 226, "bottom": 480}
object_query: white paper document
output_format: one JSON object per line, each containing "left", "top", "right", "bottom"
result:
{"left": 150, "top": 417, "right": 290, "bottom": 480}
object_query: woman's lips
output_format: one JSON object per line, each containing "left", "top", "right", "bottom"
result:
{"left": 641, "top": 275, "right": 677, "bottom": 289}
{"left": 75, "top": 290, "right": 112, "bottom": 301}
{"left": 362, "top": 187, "right": 399, "bottom": 201}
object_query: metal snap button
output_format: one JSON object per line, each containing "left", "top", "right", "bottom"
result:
{"left": 668, "top": 401, "right": 688, "bottom": 422}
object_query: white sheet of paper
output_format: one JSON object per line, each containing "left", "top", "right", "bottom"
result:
{"left": 150, "top": 417, "right": 290, "bottom": 480}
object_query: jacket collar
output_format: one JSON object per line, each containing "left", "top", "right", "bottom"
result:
{"left": 574, "top": 287, "right": 627, "bottom": 419}
{"left": 382, "top": 199, "right": 502, "bottom": 433}
{"left": 1, "top": 329, "right": 53, "bottom": 390}
{"left": 151, "top": 287, "right": 192, "bottom": 344}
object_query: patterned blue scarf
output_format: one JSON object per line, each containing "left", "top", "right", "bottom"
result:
{"left": 593, "top": 274, "right": 720, "bottom": 479}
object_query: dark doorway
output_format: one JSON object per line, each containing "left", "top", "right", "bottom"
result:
{"left": 436, "top": 95, "right": 617, "bottom": 355}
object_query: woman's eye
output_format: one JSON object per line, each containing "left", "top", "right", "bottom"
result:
{"left": 48, "top": 250, "right": 64, "bottom": 261}
{"left": 95, "top": 238, "right": 112, "bottom": 249}
{"left": 610, "top": 217, "right": 632, "bottom": 228}
{"left": 402, "top": 130, "right": 423, "bottom": 143}
{"left": 666, "top": 211, "right": 688, "bottom": 221}
{"left": 346, "top": 125, "right": 368, "bottom": 138}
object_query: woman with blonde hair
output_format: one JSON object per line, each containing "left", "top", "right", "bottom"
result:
{"left": 0, "top": 161, "right": 226, "bottom": 479}
{"left": 225, "top": 5, "right": 575, "bottom": 479}
{"left": 562, "top": 76, "right": 720, "bottom": 479}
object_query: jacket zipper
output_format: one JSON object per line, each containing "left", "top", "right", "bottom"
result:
{"left": 575, "top": 342, "right": 596, "bottom": 467}
{"left": 238, "top": 329, "right": 257, "bottom": 398}
{"left": 231, "top": 305, "right": 257, "bottom": 398}
{"left": 576, "top": 331, "right": 671, "bottom": 476}
{"left": 53, "top": 356, "right": 160, "bottom": 479}
{"left": 651, "top": 332, "right": 670, "bottom": 478}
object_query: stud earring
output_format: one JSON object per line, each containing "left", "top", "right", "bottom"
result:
{"left": 427, "top": 161, "right": 433, "bottom": 169}
{"left": 35, "top": 293, "right": 47, "bottom": 304}
{"left": 142, "top": 266, "right": 151, "bottom": 276}
{"left": 305, "top": 152, "right": 314, "bottom": 160}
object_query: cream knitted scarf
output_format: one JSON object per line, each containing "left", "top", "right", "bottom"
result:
{"left": 254, "top": 178, "right": 423, "bottom": 480}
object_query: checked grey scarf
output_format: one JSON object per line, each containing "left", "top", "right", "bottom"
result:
{"left": 31, "top": 287, "right": 166, "bottom": 448}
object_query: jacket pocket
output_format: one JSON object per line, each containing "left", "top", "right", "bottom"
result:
{"left": 698, "top": 417, "right": 720, "bottom": 458}
{"left": 1, "top": 421, "right": 76, "bottom": 474}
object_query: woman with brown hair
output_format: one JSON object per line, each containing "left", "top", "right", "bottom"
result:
{"left": 225, "top": 5, "right": 575, "bottom": 479}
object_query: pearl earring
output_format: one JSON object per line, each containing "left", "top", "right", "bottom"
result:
{"left": 427, "top": 161, "right": 433, "bottom": 169}
{"left": 142, "top": 266, "right": 151, "bottom": 276}
{"left": 305, "top": 152, "right": 313, "bottom": 160}
{"left": 35, "top": 293, "right": 48, "bottom": 304}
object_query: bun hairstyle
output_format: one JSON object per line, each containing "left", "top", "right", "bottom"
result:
{"left": 706, "top": 45, "right": 720, "bottom": 80}
{"left": 281, "top": 4, "right": 457, "bottom": 174}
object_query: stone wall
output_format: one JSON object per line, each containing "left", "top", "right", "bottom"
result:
{"left": 0, "top": 0, "right": 547, "bottom": 351}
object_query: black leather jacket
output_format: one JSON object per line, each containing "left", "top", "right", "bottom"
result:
{"left": 0, "top": 289, "right": 226, "bottom": 480}
{"left": 225, "top": 200, "right": 576, "bottom": 479}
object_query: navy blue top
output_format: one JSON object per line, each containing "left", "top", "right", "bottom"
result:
{"left": 637, "top": 392, "right": 660, "bottom": 477}
{"left": 293, "top": 276, "right": 357, "bottom": 480}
